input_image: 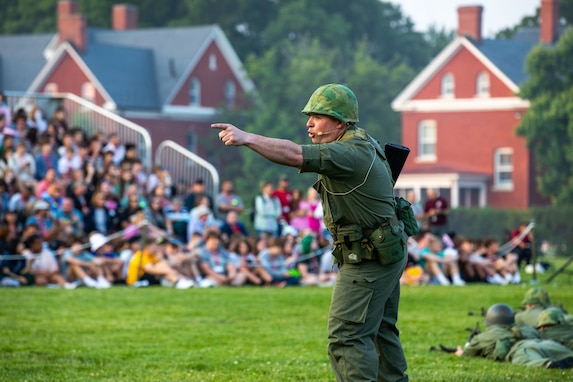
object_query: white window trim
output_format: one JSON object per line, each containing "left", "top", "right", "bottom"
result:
{"left": 81, "top": 82, "right": 96, "bottom": 103}
{"left": 493, "top": 147, "right": 514, "bottom": 191}
{"left": 209, "top": 54, "right": 217, "bottom": 71}
{"left": 417, "top": 120, "right": 437, "bottom": 162}
{"left": 476, "top": 71, "right": 490, "bottom": 98}
{"left": 440, "top": 73, "right": 455, "bottom": 99}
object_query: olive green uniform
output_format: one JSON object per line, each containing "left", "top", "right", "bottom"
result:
{"left": 506, "top": 339, "right": 573, "bottom": 367}
{"left": 301, "top": 126, "right": 408, "bottom": 382}
{"left": 462, "top": 324, "right": 540, "bottom": 361}
{"left": 539, "top": 322, "right": 573, "bottom": 350}
{"left": 515, "top": 306, "right": 545, "bottom": 327}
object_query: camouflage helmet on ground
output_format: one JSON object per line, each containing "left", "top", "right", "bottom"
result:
{"left": 301, "top": 84, "right": 359, "bottom": 123}
{"left": 537, "top": 307, "right": 565, "bottom": 328}
{"left": 522, "top": 286, "right": 551, "bottom": 307}
{"left": 485, "top": 303, "right": 515, "bottom": 326}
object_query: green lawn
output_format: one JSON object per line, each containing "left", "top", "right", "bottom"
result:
{"left": 0, "top": 267, "right": 572, "bottom": 382}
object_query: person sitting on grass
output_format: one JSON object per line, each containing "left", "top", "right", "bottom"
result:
{"left": 197, "top": 230, "right": 245, "bottom": 287}
{"left": 294, "top": 233, "right": 334, "bottom": 286}
{"left": 480, "top": 238, "right": 520, "bottom": 285}
{"left": 454, "top": 236, "right": 489, "bottom": 283}
{"left": 0, "top": 233, "right": 34, "bottom": 287}
{"left": 60, "top": 236, "right": 110, "bottom": 288}
{"left": 89, "top": 232, "right": 123, "bottom": 285}
{"left": 162, "top": 240, "right": 203, "bottom": 286}
{"left": 125, "top": 237, "right": 193, "bottom": 289}
{"left": 22, "top": 233, "right": 75, "bottom": 288}
{"left": 258, "top": 236, "right": 299, "bottom": 287}
{"left": 419, "top": 234, "right": 464, "bottom": 286}
{"left": 228, "top": 236, "right": 272, "bottom": 286}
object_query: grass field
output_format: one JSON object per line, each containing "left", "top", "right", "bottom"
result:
{"left": 1, "top": 266, "right": 572, "bottom": 381}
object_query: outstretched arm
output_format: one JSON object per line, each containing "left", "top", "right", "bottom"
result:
{"left": 212, "top": 123, "right": 303, "bottom": 169}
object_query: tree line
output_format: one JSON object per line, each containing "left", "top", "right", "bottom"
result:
{"left": 1, "top": 0, "right": 571, "bottom": 204}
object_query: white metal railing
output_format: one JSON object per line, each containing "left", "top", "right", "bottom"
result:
{"left": 5, "top": 91, "right": 152, "bottom": 169}
{"left": 155, "top": 140, "right": 220, "bottom": 208}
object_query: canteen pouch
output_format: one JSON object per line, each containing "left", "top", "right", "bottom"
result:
{"left": 395, "top": 196, "right": 419, "bottom": 236}
{"left": 368, "top": 222, "right": 407, "bottom": 266}
{"left": 334, "top": 224, "right": 367, "bottom": 264}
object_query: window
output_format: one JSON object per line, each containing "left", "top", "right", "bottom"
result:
{"left": 476, "top": 71, "right": 490, "bottom": 97}
{"left": 81, "top": 82, "right": 96, "bottom": 103}
{"left": 44, "top": 83, "right": 58, "bottom": 95}
{"left": 209, "top": 54, "right": 217, "bottom": 71}
{"left": 459, "top": 187, "right": 481, "bottom": 207}
{"left": 494, "top": 148, "right": 513, "bottom": 190}
{"left": 441, "top": 73, "right": 454, "bottom": 97}
{"left": 189, "top": 78, "right": 201, "bottom": 106}
{"left": 418, "top": 120, "right": 437, "bottom": 160}
{"left": 225, "top": 81, "right": 236, "bottom": 108}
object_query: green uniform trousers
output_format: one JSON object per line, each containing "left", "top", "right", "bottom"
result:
{"left": 328, "top": 253, "right": 408, "bottom": 382}
{"left": 507, "top": 339, "right": 573, "bottom": 367}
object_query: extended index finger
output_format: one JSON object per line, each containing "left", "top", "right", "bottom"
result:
{"left": 211, "top": 123, "right": 230, "bottom": 130}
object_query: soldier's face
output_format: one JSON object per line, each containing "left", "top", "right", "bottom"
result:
{"left": 306, "top": 114, "right": 343, "bottom": 144}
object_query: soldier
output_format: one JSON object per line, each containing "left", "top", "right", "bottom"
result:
{"left": 455, "top": 304, "right": 540, "bottom": 360}
{"left": 506, "top": 339, "right": 573, "bottom": 369}
{"left": 537, "top": 307, "right": 573, "bottom": 350}
{"left": 213, "top": 83, "right": 409, "bottom": 381}
{"left": 514, "top": 287, "right": 551, "bottom": 327}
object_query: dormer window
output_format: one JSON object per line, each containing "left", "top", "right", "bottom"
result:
{"left": 441, "top": 73, "right": 454, "bottom": 98}
{"left": 476, "top": 71, "right": 490, "bottom": 97}
{"left": 209, "top": 54, "right": 217, "bottom": 71}
{"left": 81, "top": 82, "right": 96, "bottom": 103}
{"left": 44, "top": 83, "right": 58, "bottom": 95}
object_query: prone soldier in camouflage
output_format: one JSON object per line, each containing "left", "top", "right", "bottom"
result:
{"left": 455, "top": 304, "right": 573, "bottom": 369}
{"left": 514, "top": 287, "right": 551, "bottom": 327}
{"left": 537, "top": 307, "right": 573, "bottom": 350}
{"left": 213, "top": 84, "right": 408, "bottom": 381}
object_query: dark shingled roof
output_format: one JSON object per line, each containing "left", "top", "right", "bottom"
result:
{"left": 474, "top": 38, "right": 537, "bottom": 86}
{"left": 0, "top": 33, "right": 54, "bottom": 91}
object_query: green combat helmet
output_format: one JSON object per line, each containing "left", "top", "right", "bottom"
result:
{"left": 522, "top": 287, "right": 551, "bottom": 307}
{"left": 485, "top": 303, "right": 515, "bottom": 326}
{"left": 301, "top": 84, "right": 359, "bottom": 123}
{"left": 537, "top": 307, "right": 565, "bottom": 328}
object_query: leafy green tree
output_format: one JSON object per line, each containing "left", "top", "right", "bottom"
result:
{"left": 517, "top": 28, "right": 573, "bottom": 204}
{"left": 0, "top": 0, "right": 56, "bottom": 34}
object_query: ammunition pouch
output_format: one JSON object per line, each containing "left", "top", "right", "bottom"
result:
{"left": 332, "top": 217, "right": 406, "bottom": 266}
{"left": 332, "top": 224, "right": 372, "bottom": 264}
{"left": 367, "top": 216, "right": 407, "bottom": 266}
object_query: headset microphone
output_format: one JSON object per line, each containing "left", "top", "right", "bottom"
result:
{"left": 316, "top": 131, "right": 335, "bottom": 136}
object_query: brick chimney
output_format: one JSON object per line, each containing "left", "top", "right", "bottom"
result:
{"left": 57, "top": 0, "right": 87, "bottom": 52}
{"left": 112, "top": 4, "right": 138, "bottom": 30}
{"left": 540, "top": 0, "right": 560, "bottom": 44}
{"left": 457, "top": 6, "right": 483, "bottom": 43}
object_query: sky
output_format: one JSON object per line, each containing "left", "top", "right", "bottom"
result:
{"left": 388, "top": 0, "right": 540, "bottom": 37}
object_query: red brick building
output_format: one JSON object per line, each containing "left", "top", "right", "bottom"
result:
{"left": 0, "top": 0, "right": 254, "bottom": 161}
{"left": 391, "top": 0, "right": 560, "bottom": 209}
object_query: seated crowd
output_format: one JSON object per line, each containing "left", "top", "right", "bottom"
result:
{"left": 0, "top": 96, "right": 534, "bottom": 290}
{"left": 0, "top": 98, "right": 337, "bottom": 289}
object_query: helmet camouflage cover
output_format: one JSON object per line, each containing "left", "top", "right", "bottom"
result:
{"left": 522, "top": 287, "right": 551, "bottom": 306}
{"left": 301, "top": 84, "right": 359, "bottom": 123}
{"left": 485, "top": 303, "right": 515, "bottom": 327}
{"left": 537, "top": 307, "right": 565, "bottom": 328}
